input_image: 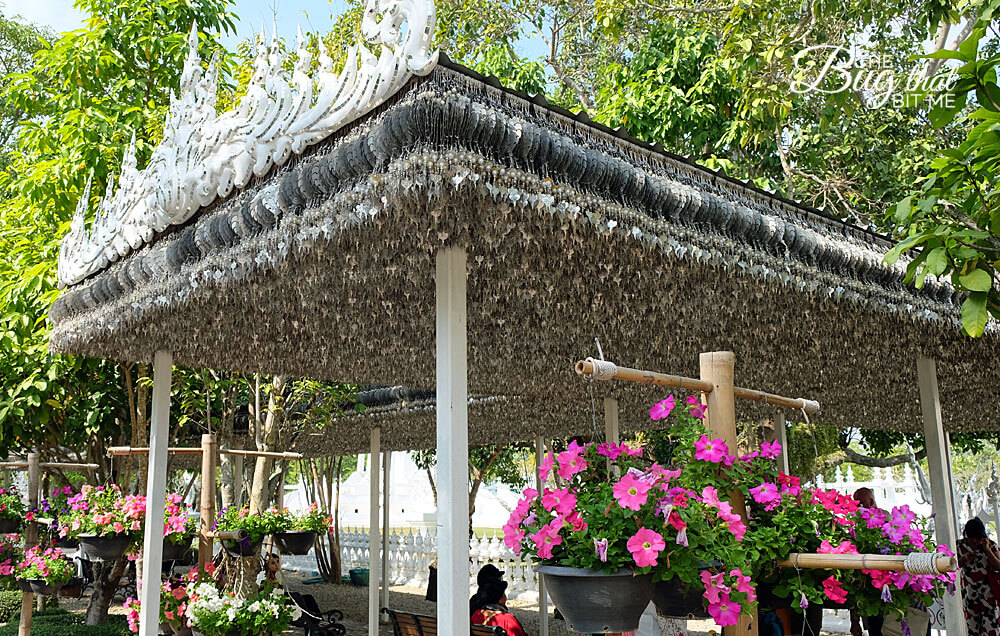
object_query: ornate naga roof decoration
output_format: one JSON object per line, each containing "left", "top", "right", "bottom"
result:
{"left": 57, "top": 0, "right": 438, "bottom": 288}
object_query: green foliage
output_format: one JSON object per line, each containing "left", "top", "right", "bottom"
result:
{"left": 0, "top": 486, "right": 23, "bottom": 522}
{"left": 887, "top": 0, "right": 1000, "bottom": 336}
{"left": 0, "top": 609, "right": 129, "bottom": 634}
{"left": 0, "top": 12, "right": 51, "bottom": 172}
{"left": 0, "top": 591, "right": 20, "bottom": 623}
{"left": 215, "top": 506, "right": 290, "bottom": 543}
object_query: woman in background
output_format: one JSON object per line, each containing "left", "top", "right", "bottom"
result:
{"left": 957, "top": 518, "right": 1000, "bottom": 636}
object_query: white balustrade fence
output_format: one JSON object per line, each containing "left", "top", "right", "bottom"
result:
{"left": 326, "top": 528, "right": 538, "bottom": 597}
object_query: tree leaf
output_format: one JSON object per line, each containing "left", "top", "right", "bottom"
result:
{"left": 959, "top": 268, "right": 993, "bottom": 292}
{"left": 962, "top": 292, "right": 989, "bottom": 337}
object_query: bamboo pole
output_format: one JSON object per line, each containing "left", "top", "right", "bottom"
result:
{"left": 700, "top": 352, "right": 757, "bottom": 636}
{"left": 0, "top": 462, "right": 99, "bottom": 470}
{"left": 107, "top": 447, "right": 302, "bottom": 460}
{"left": 199, "top": 434, "right": 218, "bottom": 568}
{"left": 778, "top": 553, "right": 957, "bottom": 573}
{"left": 574, "top": 359, "right": 821, "bottom": 414}
{"left": 205, "top": 530, "right": 248, "bottom": 541}
{"left": 18, "top": 453, "right": 39, "bottom": 636}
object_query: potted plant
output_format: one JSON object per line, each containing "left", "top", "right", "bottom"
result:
{"left": 0, "top": 486, "right": 24, "bottom": 533}
{"left": 0, "top": 535, "right": 22, "bottom": 590}
{"left": 60, "top": 484, "right": 144, "bottom": 560}
{"left": 17, "top": 545, "right": 73, "bottom": 595}
{"left": 125, "top": 563, "right": 218, "bottom": 635}
{"left": 213, "top": 506, "right": 289, "bottom": 556}
{"left": 34, "top": 486, "right": 77, "bottom": 547}
{"left": 272, "top": 504, "right": 329, "bottom": 555}
{"left": 185, "top": 581, "right": 301, "bottom": 636}
{"left": 163, "top": 494, "right": 197, "bottom": 562}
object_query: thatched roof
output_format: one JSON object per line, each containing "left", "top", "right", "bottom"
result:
{"left": 49, "top": 53, "right": 1000, "bottom": 445}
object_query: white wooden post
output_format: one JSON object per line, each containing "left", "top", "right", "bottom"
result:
{"left": 381, "top": 450, "right": 391, "bottom": 618}
{"left": 535, "top": 436, "right": 549, "bottom": 636}
{"left": 138, "top": 351, "right": 172, "bottom": 636}
{"left": 436, "top": 247, "right": 470, "bottom": 636}
{"left": 918, "top": 357, "right": 966, "bottom": 636}
{"left": 368, "top": 427, "right": 381, "bottom": 636}
{"left": 775, "top": 411, "right": 790, "bottom": 474}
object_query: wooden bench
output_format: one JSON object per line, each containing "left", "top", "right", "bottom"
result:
{"left": 382, "top": 608, "right": 507, "bottom": 636}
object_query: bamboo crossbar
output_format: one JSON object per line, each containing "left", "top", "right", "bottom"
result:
{"left": 204, "top": 530, "right": 248, "bottom": 541}
{"left": 778, "top": 553, "right": 957, "bottom": 573}
{"left": 106, "top": 446, "right": 302, "bottom": 460}
{"left": 575, "top": 360, "right": 821, "bottom": 414}
{"left": 0, "top": 462, "right": 98, "bottom": 471}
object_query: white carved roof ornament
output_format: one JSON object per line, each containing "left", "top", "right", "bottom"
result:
{"left": 57, "top": 0, "right": 438, "bottom": 288}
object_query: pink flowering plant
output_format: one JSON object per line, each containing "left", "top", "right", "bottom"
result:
{"left": 275, "top": 503, "right": 332, "bottom": 533}
{"left": 504, "top": 397, "right": 759, "bottom": 627}
{"left": 58, "top": 484, "right": 145, "bottom": 540}
{"left": 0, "top": 535, "right": 22, "bottom": 589}
{"left": 0, "top": 486, "right": 24, "bottom": 524}
{"left": 745, "top": 464, "right": 955, "bottom": 622}
{"left": 164, "top": 493, "right": 196, "bottom": 545}
{"left": 16, "top": 545, "right": 73, "bottom": 586}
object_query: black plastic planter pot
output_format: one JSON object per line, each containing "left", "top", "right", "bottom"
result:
{"left": 16, "top": 578, "right": 30, "bottom": 593}
{"left": 652, "top": 578, "right": 710, "bottom": 619}
{"left": 54, "top": 535, "right": 79, "bottom": 550}
{"left": 0, "top": 519, "right": 20, "bottom": 533}
{"left": 221, "top": 536, "right": 262, "bottom": 557}
{"left": 162, "top": 539, "right": 193, "bottom": 562}
{"left": 536, "top": 564, "right": 653, "bottom": 633}
{"left": 273, "top": 530, "right": 316, "bottom": 555}
{"left": 79, "top": 533, "right": 133, "bottom": 561}
{"left": 28, "top": 579, "right": 63, "bottom": 596}
{"left": 170, "top": 625, "right": 193, "bottom": 636}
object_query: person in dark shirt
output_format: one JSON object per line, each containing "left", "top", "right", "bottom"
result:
{"left": 470, "top": 564, "right": 505, "bottom": 614}
{"left": 471, "top": 578, "right": 527, "bottom": 636}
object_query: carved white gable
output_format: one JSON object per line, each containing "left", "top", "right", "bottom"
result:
{"left": 57, "top": 0, "right": 437, "bottom": 287}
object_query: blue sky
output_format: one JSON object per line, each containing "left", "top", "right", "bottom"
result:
{"left": 10, "top": 0, "right": 372, "bottom": 47}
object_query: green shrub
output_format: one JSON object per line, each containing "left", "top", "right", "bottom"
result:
{"left": 0, "top": 609, "right": 128, "bottom": 635}
{"left": 0, "top": 591, "right": 20, "bottom": 623}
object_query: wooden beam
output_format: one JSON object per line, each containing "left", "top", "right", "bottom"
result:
{"left": 775, "top": 412, "right": 789, "bottom": 475}
{"left": 700, "top": 352, "right": 757, "bottom": 636}
{"left": 106, "top": 447, "right": 302, "bottom": 460}
{"left": 778, "top": 553, "right": 956, "bottom": 572}
{"left": 575, "top": 359, "right": 821, "bottom": 414}
{"left": 436, "top": 247, "right": 470, "bottom": 636}
{"left": 918, "top": 357, "right": 966, "bottom": 636}
{"left": 138, "top": 350, "right": 171, "bottom": 636}
{"left": 198, "top": 433, "right": 218, "bottom": 568}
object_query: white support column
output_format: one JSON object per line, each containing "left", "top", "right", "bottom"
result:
{"left": 535, "top": 436, "right": 549, "bottom": 636}
{"left": 436, "top": 247, "right": 470, "bottom": 636}
{"left": 138, "top": 351, "right": 172, "bottom": 636}
{"left": 381, "top": 450, "right": 391, "bottom": 618}
{"left": 918, "top": 357, "right": 966, "bottom": 636}
{"left": 775, "top": 412, "right": 790, "bottom": 475}
{"left": 368, "top": 427, "right": 381, "bottom": 636}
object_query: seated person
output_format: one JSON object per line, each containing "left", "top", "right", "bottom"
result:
{"left": 471, "top": 578, "right": 527, "bottom": 636}
{"left": 471, "top": 564, "right": 506, "bottom": 614}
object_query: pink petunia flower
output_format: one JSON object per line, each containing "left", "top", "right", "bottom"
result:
{"left": 650, "top": 396, "right": 676, "bottom": 421}
{"left": 531, "top": 522, "right": 563, "bottom": 559}
{"left": 760, "top": 440, "right": 782, "bottom": 459}
{"left": 594, "top": 538, "right": 609, "bottom": 562}
{"left": 538, "top": 452, "right": 555, "bottom": 482}
{"left": 556, "top": 449, "right": 587, "bottom": 480}
{"left": 822, "top": 576, "right": 848, "bottom": 604}
{"left": 694, "top": 435, "right": 728, "bottom": 463}
{"left": 626, "top": 527, "right": 665, "bottom": 567}
{"left": 613, "top": 474, "right": 652, "bottom": 511}
{"left": 686, "top": 395, "right": 708, "bottom": 419}
{"left": 749, "top": 482, "right": 782, "bottom": 508}
{"left": 708, "top": 593, "right": 740, "bottom": 627}
{"left": 541, "top": 488, "right": 577, "bottom": 516}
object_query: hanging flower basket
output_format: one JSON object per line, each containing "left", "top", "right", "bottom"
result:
{"left": 27, "top": 578, "right": 64, "bottom": 596}
{"left": 652, "top": 578, "right": 710, "bottom": 619}
{"left": 54, "top": 535, "right": 79, "bottom": 550}
{"left": 272, "top": 530, "right": 316, "bottom": 555}
{"left": 17, "top": 578, "right": 30, "bottom": 593}
{"left": 537, "top": 565, "right": 653, "bottom": 633}
{"left": 0, "top": 519, "right": 20, "bottom": 534}
{"left": 162, "top": 537, "right": 194, "bottom": 562}
{"left": 221, "top": 536, "right": 262, "bottom": 557}
{"left": 79, "top": 533, "right": 133, "bottom": 561}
